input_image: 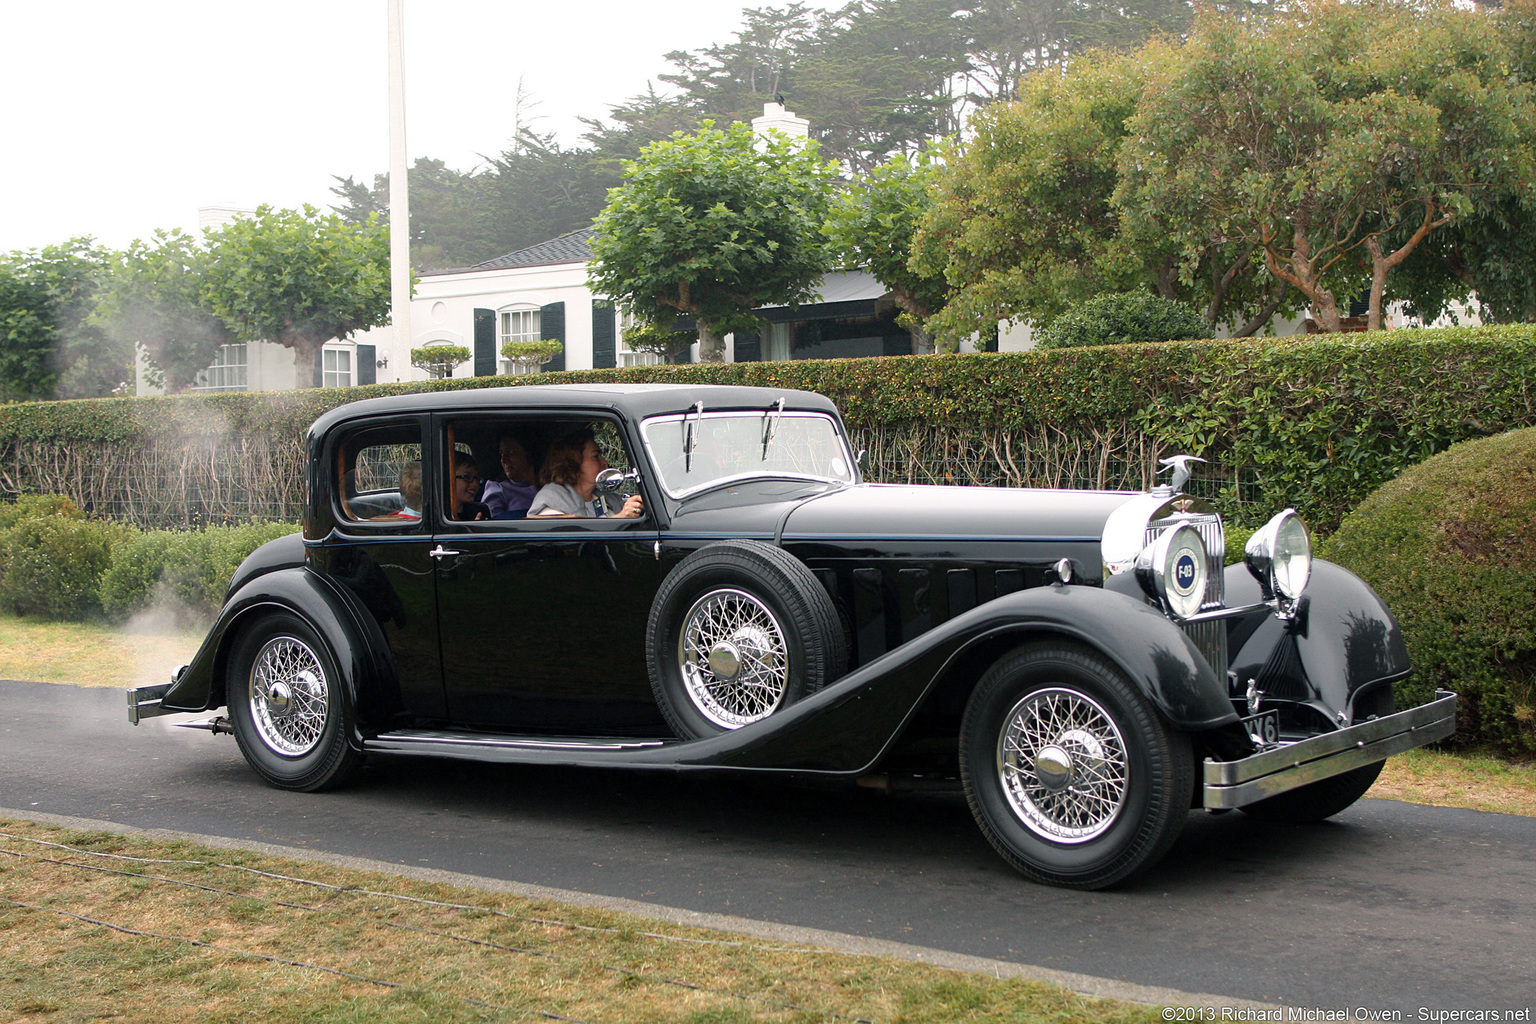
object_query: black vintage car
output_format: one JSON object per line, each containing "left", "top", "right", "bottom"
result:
{"left": 128, "top": 383, "right": 1455, "bottom": 888}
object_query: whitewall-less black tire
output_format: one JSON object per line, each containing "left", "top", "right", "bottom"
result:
{"left": 646, "top": 541, "right": 847, "bottom": 739}
{"left": 960, "top": 643, "right": 1193, "bottom": 889}
{"left": 227, "top": 612, "right": 362, "bottom": 792}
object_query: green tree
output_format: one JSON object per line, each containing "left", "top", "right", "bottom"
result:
{"left": 1120, "top": 0, "right": 1536, "bottom": 331}
{"left": 588, "top": 121, "right": 838, "bottom": 362}
{"left": 201, "top": 206, "right": 392, "bottom": 386}
{"left": 94, "top": 229, "right": 234, "bottom": 393}
{"left": 826, "top": 153, "right": 949, "bottom": 351}
{"left": 0, "top": 239, "right": 124, "bottom": 399}
{"left": 0, "top": 267, "right": 59, "bottom": 401}
{"left": 331, "top": 157, "right": 489, "bottom": 271}
{"left": 912, "top": 44, "right": 1161, "bottom": 342}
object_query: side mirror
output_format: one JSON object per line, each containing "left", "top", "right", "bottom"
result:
{"left": 595, "top": 467, "right": 638, "bottom": 493}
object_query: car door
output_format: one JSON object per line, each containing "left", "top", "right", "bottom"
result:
{"left": 314, "top": 415, "right": 448, "bottom": 725}
{"left": 430, "top": 413, "right": 665, "bottom": 734}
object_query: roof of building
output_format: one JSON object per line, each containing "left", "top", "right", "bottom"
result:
{"left": 467, "top": 227, "right": 596, "bottom": 271}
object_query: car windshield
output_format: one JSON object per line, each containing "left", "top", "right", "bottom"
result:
{"left": 641, "top": 409, "right": 856, "bottom": 498}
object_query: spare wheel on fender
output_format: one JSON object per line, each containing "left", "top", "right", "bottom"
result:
{"left": 645, "top": 540, "right": 847, "bottom": 739}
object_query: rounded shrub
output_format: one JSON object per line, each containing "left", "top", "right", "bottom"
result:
{"left": 1035, "top": 292, "right": 1208, "bottom": 349}
{"left": 0, "top": 493, "right": 85, "bottom": 529}
{"left": 99, "top": 521, "right": 300, "bottom": 623}
{"left": 1320, "top": 428, "right": 1536, "bottom": 754}
{"left": 0, "top": 516, "right": 133, "bottom": 620}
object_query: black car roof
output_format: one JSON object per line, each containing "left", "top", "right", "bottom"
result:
{"left": 306, "top": 382, "right": 842, "bottom": 440}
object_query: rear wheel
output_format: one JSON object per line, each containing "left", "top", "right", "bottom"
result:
{"left": 227, "top": 612, "right": 361, "bottom": 792}
{"left": 960, "top": 643, "right": 1192, "bottom": 889}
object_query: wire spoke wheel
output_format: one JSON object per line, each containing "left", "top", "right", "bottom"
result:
{"left": 960, "top": 643, "right": 1192, "bottom": 889}
{"left": 678, "top": 587, "right": 789, "bottom": 729}
{"left": 248, "top": 635, "right": 330, "bottom": 757}
{"left": 998, "top": 687, "right": 1129, "bottom": 843}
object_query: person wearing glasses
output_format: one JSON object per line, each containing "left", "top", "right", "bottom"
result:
{"left": 528, "top": 428, "right": 643, "bottom": 519}
{"left": 450, "top": 452, "right": 490, "bottom": 521}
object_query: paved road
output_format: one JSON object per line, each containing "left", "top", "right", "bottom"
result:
{"left": 3, "top": 679, "right": 1533, "bottom": 1011}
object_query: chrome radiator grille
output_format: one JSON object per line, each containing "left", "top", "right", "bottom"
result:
{"left": 1146, "top": 512, "right": 1228, "bottom": 680}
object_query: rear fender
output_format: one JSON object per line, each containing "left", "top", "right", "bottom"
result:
{"left": 161, "top": 567, "right": 397, "bottom": 737}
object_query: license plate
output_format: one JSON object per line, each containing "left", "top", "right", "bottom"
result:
{"left": 1241, "top": 709, "right": 1281, "bottom": 748}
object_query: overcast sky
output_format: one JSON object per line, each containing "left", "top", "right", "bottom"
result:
{"left": 0, "top": 1, "right": 785, "bottom": 252}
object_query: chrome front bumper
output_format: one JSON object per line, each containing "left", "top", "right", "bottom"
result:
{"left": 1202, "top": 690, "right": 1457, "bottom": 809}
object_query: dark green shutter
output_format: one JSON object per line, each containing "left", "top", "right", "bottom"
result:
{"left": 734, "top": 327, "right": 760, "bottom": 362}
{"left": 592, "top": 302, "right": 616, "bottom": 369}
{"left": 540, "top": 301, "right": 566, "bottom": 372}
{"left": 356, "top": 344, "right": 376, "bottom": 385}
{"left": 982, "top": 323, "right": 999, "bottom": 353}
{"left": 311, "top": 350, "right": 323, "bottom": 388}
{"left": 473, "top": 308, "right": 496, "bottom": 376}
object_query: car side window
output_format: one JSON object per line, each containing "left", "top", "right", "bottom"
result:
{"left": 440, "top": 416, "right": 646, "bottom": 526}
{"left": 337, "top": 425, "right": 424, "bottom": 525}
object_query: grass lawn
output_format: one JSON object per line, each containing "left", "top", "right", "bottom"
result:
{"left": 0, "top": 818, "right": 1165, "bottom": 1024}
{"left": 0, "top": 614, "right": 202, "bottom": 690}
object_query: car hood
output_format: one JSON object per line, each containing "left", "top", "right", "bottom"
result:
{"left": 780, "top": 482, "right": 1139, "bottom": 544}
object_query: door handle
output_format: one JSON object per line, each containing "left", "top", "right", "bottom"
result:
{"left": 429, "top": 545, "right": 460, "bottom": 560}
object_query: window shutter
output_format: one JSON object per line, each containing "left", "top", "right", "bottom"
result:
{"left": 540, "top": 301, "right": 566, "bottom": 372}
{"left": 311, "top": 349, "right": 323, "bottom": 388}
{"left": 734, "top": 327, "right": 760, "bottom": 362}
{"left": 356, "top": 344, "right": 376, "bottom": 385}
{"left": 591, "top": 302, "right": 616, "bottom": 369}
{"left": 473, "top": 308, "right": 496, "bottom": 376}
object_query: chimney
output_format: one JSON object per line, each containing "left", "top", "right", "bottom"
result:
{"left": 751, "top": 101, "right": 809, "bottom": 151}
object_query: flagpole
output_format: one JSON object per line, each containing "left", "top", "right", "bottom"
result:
{"left": 387, "top": 0, "right": 410, "bottom": 381}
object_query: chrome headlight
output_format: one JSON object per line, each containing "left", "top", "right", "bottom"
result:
{"left": 1245, "top": 509, "right": 1311, "bottom": 612}
{"left": 1135, "top": 523, "right": 1208, "bottom": 620}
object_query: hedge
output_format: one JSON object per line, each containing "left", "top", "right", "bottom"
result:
{"left": 1, "top": 325, "right": 1534, "bottom": 531}
{"left": 0, "top": 501, "right": 298, "bottom": 626}
{"left": 1321, "top": 428, "right": 1536, "bottom": 755}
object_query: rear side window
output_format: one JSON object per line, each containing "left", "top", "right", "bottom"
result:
{"left": 336, "top": 424, "right": 424, "bottom": 524}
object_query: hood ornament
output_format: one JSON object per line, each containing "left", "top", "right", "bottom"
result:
{"left": 1153, "top": 454, "right": 1206, "bottom": 496}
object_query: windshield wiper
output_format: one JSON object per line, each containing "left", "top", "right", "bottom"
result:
{"left": 684, "top": 400, "right": 703, "bottom": 473}
{"left": 761, "top": 397, "right": 784, "bottom": 461}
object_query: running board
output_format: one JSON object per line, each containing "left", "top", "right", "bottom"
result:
{"left": 367, "top": 729, "right": 677, "bottom": 766}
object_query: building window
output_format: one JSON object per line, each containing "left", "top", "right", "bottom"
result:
{"left": 323, "top": 348, "right": 352, "bottom": 388}
{"left": 618, "top": 309, "right": 663, "bottom": 367}
{"left": 499, "top": 307, "right": 543, "bottom": 375}
{"left": 191, "top": 343, "right": 248, "bottom": 392}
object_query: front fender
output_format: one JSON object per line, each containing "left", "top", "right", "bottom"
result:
{"left": 161, "top": 566, "right": 397, "bottom": 734}
{"left": 1226, "top": 559, "right": 1411, "bottom": 724}
{"left": 665, "top": 583, "right": 1235, "bottom": 774}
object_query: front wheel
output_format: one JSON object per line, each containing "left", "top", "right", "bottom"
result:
{"left": 1238, "top": 761, "right": 1383, "bottom": 823}
{"left": 227, "top": 612, "right": 362, "bottom": 792}
{"left": 960, "top": 643, "right": 1193, "bottom": 889}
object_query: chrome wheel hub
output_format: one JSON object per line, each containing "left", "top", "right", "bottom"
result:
{"left": 998, "top": 687, "right": 1129, "bottom": 843}
{"left": 679, "top": 590, "right": 788, "bottom": 729}
{"left": 249, "top": 637, "right": 329, "bottom": 757}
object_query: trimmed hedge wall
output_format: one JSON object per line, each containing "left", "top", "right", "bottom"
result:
{"left": 1, "top": 325, "right": 1534, "bottom": 530}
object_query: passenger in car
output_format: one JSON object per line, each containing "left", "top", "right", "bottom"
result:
{"left": 451, "top": 453, "right": 489, "bottom": 520}
{"left": 480, "top": 432, "right": 538, "bottom": 519}
{"left": 381, "top": 461, "right": 423, "bottom": 520}
{"left": 529, "top": 428, "right": 643, "bottom": 518}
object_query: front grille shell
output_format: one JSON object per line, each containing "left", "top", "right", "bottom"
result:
{"left": 1102, "top": 494, "right": 1229, "bottom": 683}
